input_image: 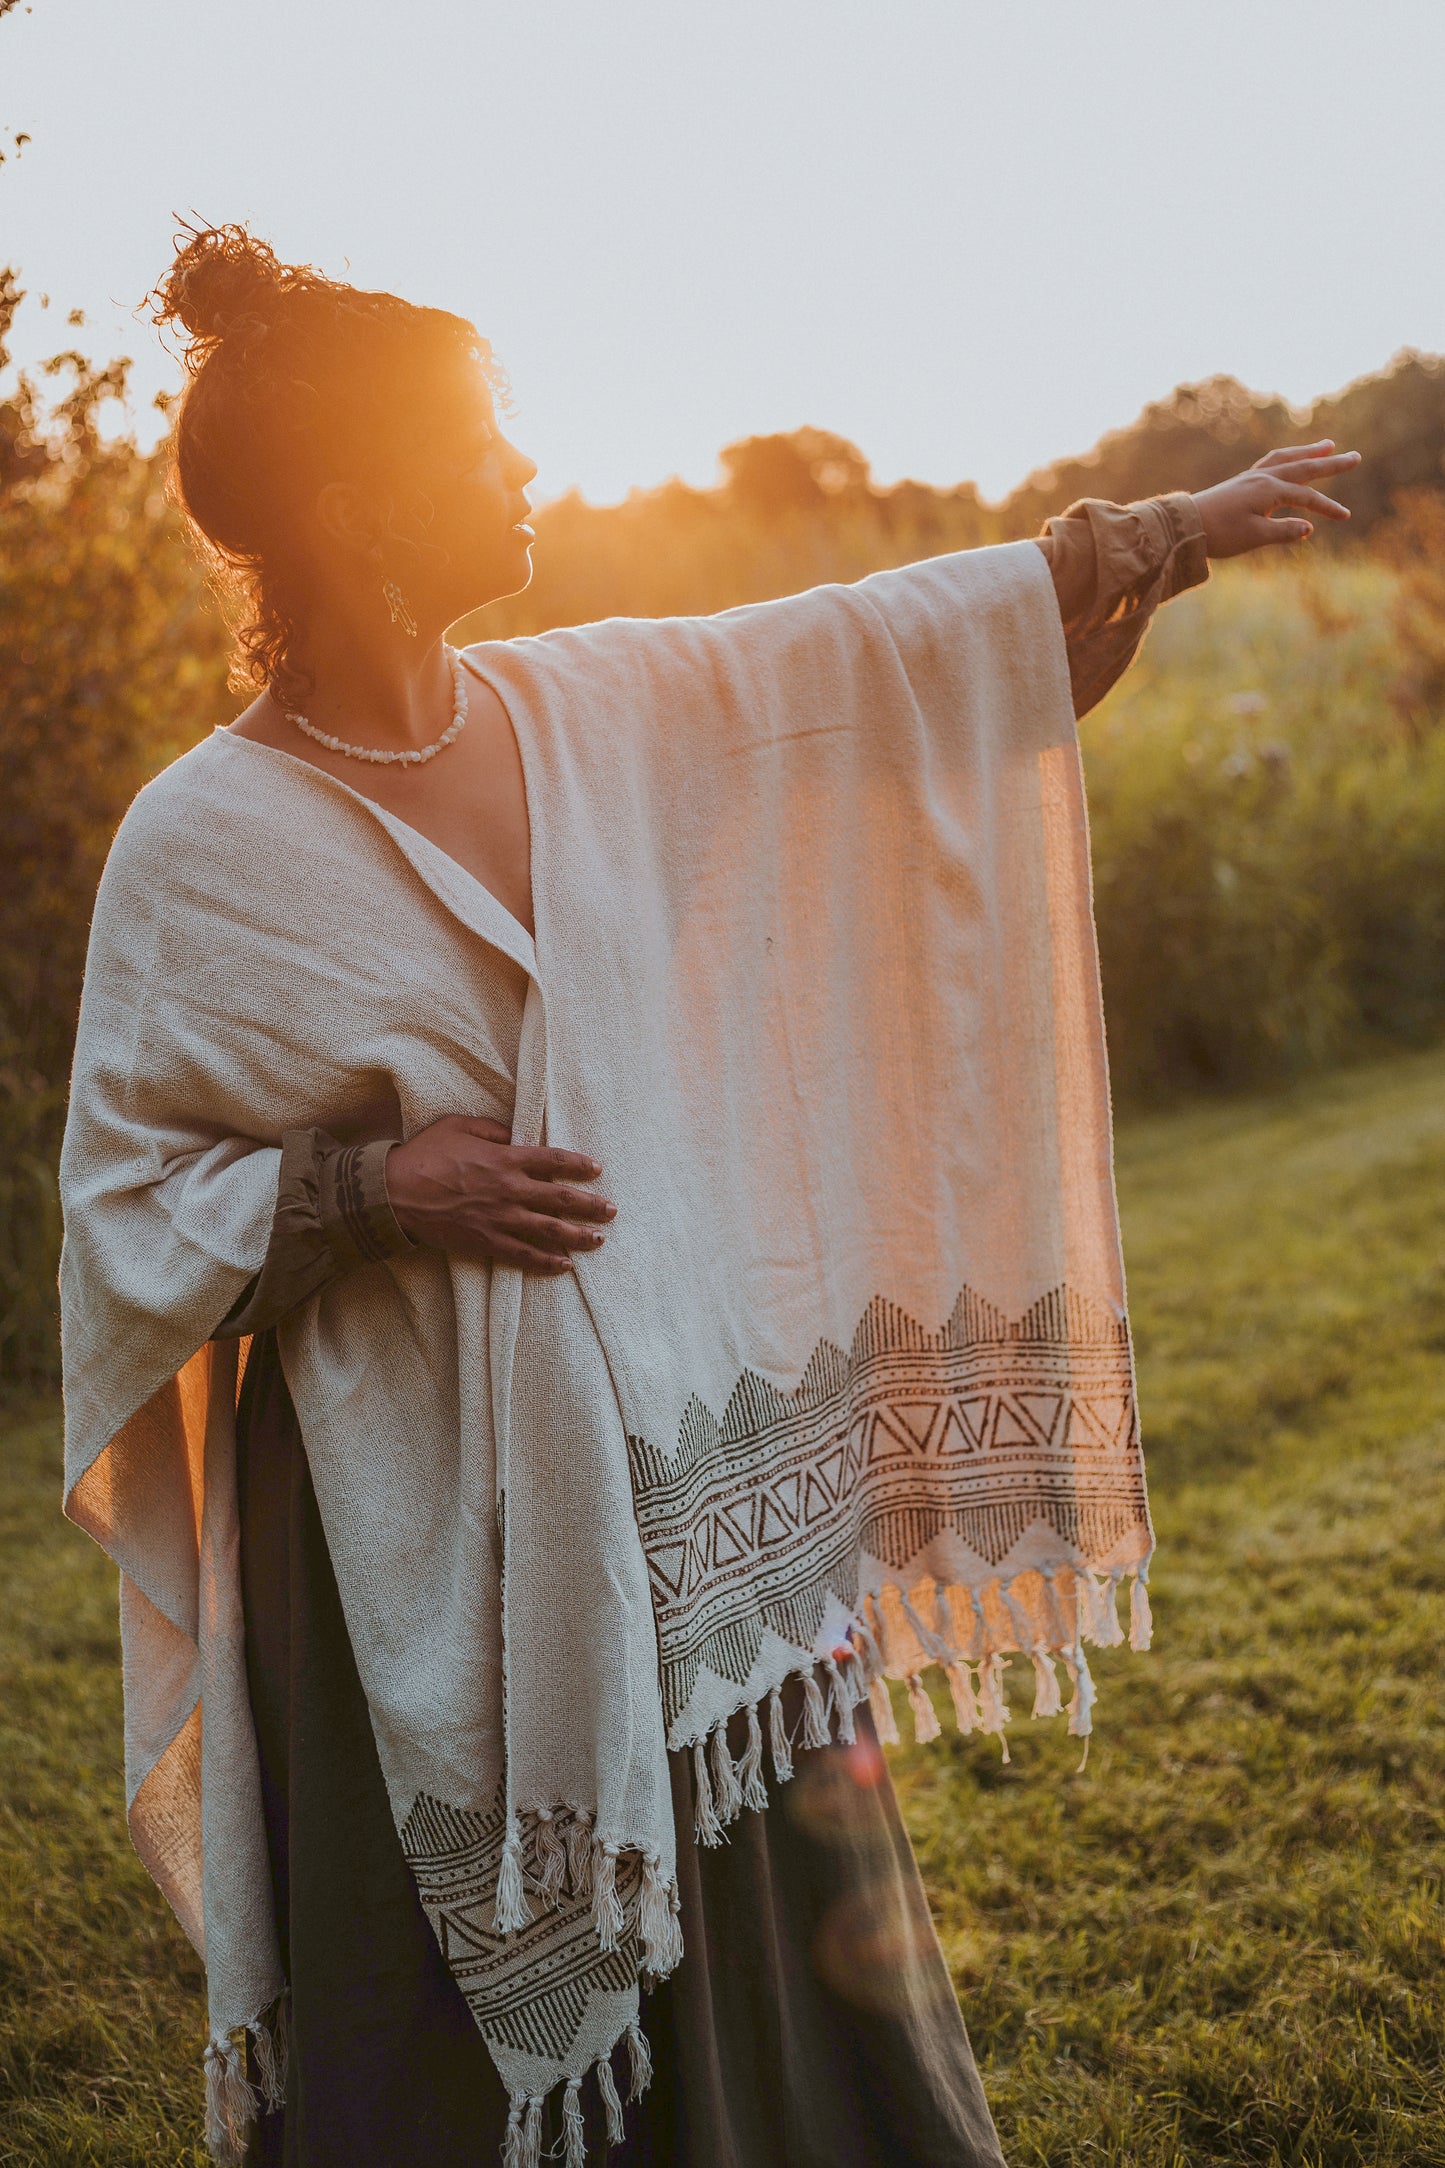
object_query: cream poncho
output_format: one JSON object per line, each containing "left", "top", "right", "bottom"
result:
{"left": 60, "top": 540, "right": 1153, "bottom": 2163}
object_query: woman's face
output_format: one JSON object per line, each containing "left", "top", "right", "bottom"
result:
{"left": 334, "top": 362, "right": 540, "bottom": 627}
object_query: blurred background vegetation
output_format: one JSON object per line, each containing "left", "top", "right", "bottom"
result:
{"left": 4, "top": 259, "right": 1445, "bottom": 1388}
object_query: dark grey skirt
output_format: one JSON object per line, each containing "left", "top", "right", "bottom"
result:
{"left": 236, "top": 1329, "right": 1005, "bottom": 2168}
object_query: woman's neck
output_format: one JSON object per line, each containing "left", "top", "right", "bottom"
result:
{"left": 275, "top": 609, "right": 456, "bottom": 752}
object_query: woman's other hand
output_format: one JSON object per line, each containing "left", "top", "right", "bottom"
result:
{"left": 1193, "top": 442, "right": 1360, "bottom": 559}
{"left": 384, "top": 1115, "right": 616, "bottom": 1274}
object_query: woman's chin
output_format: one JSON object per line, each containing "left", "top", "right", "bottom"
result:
{"left": 458, "top": 546, "right": 535, "bottom": 620}
{"left": 504, "top": 527, "right": 536, "bottom": 581}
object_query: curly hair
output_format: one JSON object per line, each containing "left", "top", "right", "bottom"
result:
{"left": 148, "top": 224, "right": 503, "bottom": 703}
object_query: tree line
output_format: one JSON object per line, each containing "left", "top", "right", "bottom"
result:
{"left": 2, "top": 277, "right": 1444, "bottom": 1384}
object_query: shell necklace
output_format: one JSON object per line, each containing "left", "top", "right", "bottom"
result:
{"left": 283, "top": 646, "right": 469, "bottom": 767}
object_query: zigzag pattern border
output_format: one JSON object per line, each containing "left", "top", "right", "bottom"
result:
{"left": 625, "top": 1283, "right": 1147, "bottom": 1726}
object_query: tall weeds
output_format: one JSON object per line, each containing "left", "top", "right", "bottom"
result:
{"left": 1087, "top": 551, "right": 1445, "bottom": 1102}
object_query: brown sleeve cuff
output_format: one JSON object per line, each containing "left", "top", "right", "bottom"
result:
{"left": 1037, "top": 491, "right": 1210, "bottom": 719}
{"left": 214, "top": 1128, "right": 413, "bottom": 1340}
{"left": 316, "top": 1137, "right": 415, "bottom": 1271}
{"left": 1157, "top": 490, "right": 1210, "bottom": 599}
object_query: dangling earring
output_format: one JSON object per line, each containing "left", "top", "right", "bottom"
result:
{"left": 382, "top": 577, "right": 419, "bottom": 638}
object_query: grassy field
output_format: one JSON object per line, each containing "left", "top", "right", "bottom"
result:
{"left": 3, "top": 1048, "right": 1444, "bottom": 2165}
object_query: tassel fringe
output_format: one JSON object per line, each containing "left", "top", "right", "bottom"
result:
{"left": 597, "top": 2052, "right": 626, "bottom": 2144}
{"left": 249, "top": 1997, "right": 288, "bottom": 2112}
{"left": 1030, "top": 1650, "right": 1063, "bottom": 1719}
{"left": 591, "top": 1841, "right": 625, "bottom": 1953}
{"left": 562, "top": 2076, "right": 586, "bottom": 2168}
{"left": 944, "top": 1661, "right": 979, "bottom": 1735}
{"left": 868, "top": 1672, "right": 901, "bottom": 1744}
{"left": 466, "top": 1559, "right": 1157, "bottom": 2157}
{"left": 710, "top": 1721, "right": 744, "bottom": 1823}
{"left": 768, "top": 1686, "right": 794, "bottom": 1782}
{"left": 975, "top": 1652, "right": 1011, "bottom": 1734}
{"left": 493, "top": 1819, "right": 533, "bottom": 1934}
{"left": 692, "top": 1738, "right": 724, "bottom": 1846}
{"left": 1063, "top": 1643, "right": 1097, "bottom": 1738}
{"left": 203, "top": 2037, "right": 257, "bottom": 2165}
{"left": 823, "top": 1656, "right": 857, "bottom": 1744}
{"left": 566, "top": 1806, "right": 595, "bottom": 1899}
{"left": 800, "top": 1668, "right": 831, "bottom": 1748}
{"left": 853, "top": 1612, "right": 884, "bottom": 1679}
{"left": 905, "top": 1672, "right": 942, "bottom": 1743}
{"left": 1131, "top": 1568, "right": 1153, "bottom": 1651}
{"left": 532, "top": 1808, "right": 567, "bottom": 1904}
{"left": 627, "top": 2018, "right": 654, "bottom": 2101}
{"left": 639, "top": 1849, "right": 684, "bottom": 1975}
{"left": 738, "top": 1702, "right": 771, "bottom": 1811}
{"left": 502, "top": 2091, "right": 526, "bottom": 2168}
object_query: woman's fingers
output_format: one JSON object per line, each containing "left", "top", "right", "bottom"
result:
{"left": 507, "top": 1144, "right": 606, "bottom": 1183}
{"left": 496, "top": 1207, "right": 608, "bottom": 1257}
{"left": 493, "top": 1174, "right": 615, "bottom": 1221}
{"left": 1266, "top": 450, "right": 1361, "bottom": 484}
{"left": 1264, "top": 478, "right": 1353, "bottom": 521}
{"left": 442, "top": 1216, "right": 599, "bottom": 1270}
{"left": 1252, "top": 439, "right": 1336, "bottom": 471}
{"left": 1253, "top": 516, "right": 1314, "bottom": 547}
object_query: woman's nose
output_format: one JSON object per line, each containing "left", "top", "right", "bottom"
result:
{"left": 505, "top": 438, "right": 539, "bottom": 488}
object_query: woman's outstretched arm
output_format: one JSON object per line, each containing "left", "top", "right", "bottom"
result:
{"left": 1037, "top": 441, "right": 1360, "bottom": 718}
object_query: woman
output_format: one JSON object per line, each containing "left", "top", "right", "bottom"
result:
{"left": 59, "top": 225, "right": 1358, "bottom": 2168}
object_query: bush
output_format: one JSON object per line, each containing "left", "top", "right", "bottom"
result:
{"left": 0, "top": 279, "right": 230, "bottom": 1385}
{"left": 1086, "top": 551, "right": 1445, "bottom": 1100}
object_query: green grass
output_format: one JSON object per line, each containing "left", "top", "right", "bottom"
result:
{"left": 4, "top": 1047, "right": 1445, "bottom": 2163}
{"left": 897, "top": 1045, "right": 1445, "bottom": 2166}
{"left": 0, "top": 1399, "right": 208, "bottom": 2167}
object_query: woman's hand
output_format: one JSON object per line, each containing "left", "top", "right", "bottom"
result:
{"left": 384, "top": 1115, "right": 616, "bottom": 1274}
{"left": 1193, "top": 442, "right": 1360, "bottom": 559}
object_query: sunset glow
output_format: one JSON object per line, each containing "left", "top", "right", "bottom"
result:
{"left": 3, "top": 0, "right": 1443, "bottom": 503}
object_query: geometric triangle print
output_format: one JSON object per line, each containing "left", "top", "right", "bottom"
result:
{"left": 863, "top": 1412, "right": 904, "bottom": 1466}
{"left": 773, "top": 1470, "right": 803, "bottom": 1525}
{"left": 892, "top": 1400, "right": 940, "bottom": 1451}
{"left": 952, "top": 1396, "right": 992, "bottom": 1451}
{"left": 710, "top": 1509, "right": 748, "bottom": 1567}
{"left": 439, "top": 1902, "right": 498, "bottom": 1962}
{"left": 756, "top": 1490, "right": 793, "bottom": 1548}
{"left": 728, "top": 1494, "right": 759, "bottom": 1548}
{"left": 803, "top": 1469, "right": 833, "bottom": 1525}
{"left": 843, "top": 1415, "right": 869, "bottom": 1486}
{"left": 816, "top": 1445, "right": 847, "bottom": 1500}
{"left": 648, "top": 1542, "right": 689, "bottom": 1598}
{"left": 1016, "top": 1391, "right": 1064, "bottom": 1444}
{"left": 1064, "top": 1395, "right": 1133, "bottom": 1450}
{"left": 990, "top": 1398, "right": 1035, "bottom": 1447}
{"left": 935, "top": 1403, "right": 980, "bottom": 1459}
{"left": 870, "top": 1408, "right": 926, "bottom": 1462}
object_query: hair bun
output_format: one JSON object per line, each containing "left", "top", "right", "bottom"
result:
{"left": 150, "top": 224, "right": 292, "bottom": 350}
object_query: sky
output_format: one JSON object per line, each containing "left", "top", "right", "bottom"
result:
{"left": 2, "top": 0, "right": 1443, "bottom": 507}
